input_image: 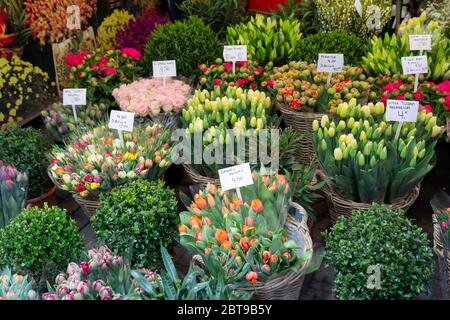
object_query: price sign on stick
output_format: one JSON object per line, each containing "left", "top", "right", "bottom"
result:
{"left": 218, "top": 163, "right": 253, "bottom": 199}
{"left": 63, "top": 88, "right": 86, "bottom": 122}
{"left": 386, "top": 100, "right": 419, "bottom": 140}
{"left": 317, "top": 54, "right": 344, "bottom": 84}
{"left": 152, "top": 60, "right": 176, "bottom": 88}
{"left": 401, "top": 56, "right": 428, "bottom": 75}
{"left": 223, "top": 45, "right": 247, "bottom": 74}
{"left": 409, "top": 35, "right": 432, "bottom": 51}
{"left": 108, "top": 110, "right": 135, "bottom": 148}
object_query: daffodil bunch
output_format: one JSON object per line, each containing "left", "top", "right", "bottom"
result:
{"left": 0, "top": 56, "right": 55, "bottom": 129}
{"left": 179, "top": 171, "right": 308, "bottom": 285}
{"left": 48, "top": 123, "right": 173, "bottom": 199}
{"left": 313, "top": 99, "right": 444, "bottom": 203}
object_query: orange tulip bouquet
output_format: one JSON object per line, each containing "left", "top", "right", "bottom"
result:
{"left": 179, "top": 171, "right": 311, "bottom": 286}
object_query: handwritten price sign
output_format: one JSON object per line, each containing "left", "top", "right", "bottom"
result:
{"left": 409, "top": 34, "right": 432, "bottom": 51}
{"left": 223, "top": 46, "right": 247, "bottom": 62}
{"left": 152, "top": 60, "right": 177, "bottom": 78}
{"left": 317, "top": 54, "right": 344, "bottom": 73}
{"left": 218, "top": 163, "right": 253, "bottom": 192}
{"left": 386, "top": 100, "right": 419, "bottom": 123}
{"left": 108, "top": 110, "right": 135, "bottom": 132}
{"left": 401, "top": 56, "right": 428, "bottom": 75}
{"left": 63, "top": 89, "right": 86, "bottom": 106}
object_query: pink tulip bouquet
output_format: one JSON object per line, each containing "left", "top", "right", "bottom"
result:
{"left": 112, "top": 78, "right": 191, "bottom": 117}
{"left": 48, "top": 123, "right": 173, "bottom": 200}
{"left": 43, "top": 246, "right": 139, "bottom": 300}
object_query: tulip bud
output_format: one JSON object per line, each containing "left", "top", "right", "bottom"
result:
{"left": 410, "top": 156, "right": 417, "bottom": 167}
{"left": 312, "top": 120, "right": 319, "bottom": 131}
{"left": 418, "top": 148, "right": 426, "bottom": 159}
{"left": 417, "top": 111, "right": 426, "bottom": 122}
{"left": 359, "top": 131, "right": 367, "bottom": 141}
{"left": 369, "top": 155, "right": 377, "bottom": 168}
{"left": 347, "top": 117, "right": 355, "bottom": 129}
{"left": 363, "top": 141, "right": 373, "bottom": 156}
{"left": 361, "top": 105, "right": 371, "bottom": 118}
{"left": 431, "top": 125, "right": 442, "bottom": 138}
{"left": 317, "top": 128, "right": 324, "bottom": 140}
{"left": 328, "top": 127, "right": 336, "bottom": 138}
{"left": 334, "top": 148, "right": 343, "bottom": 161}
{"left": 379, "top": 146, "right": 387, "bottom": 160}
{"left": 320, "top": 140, "right": 327, "bottom": 151}
{"left": 357, "top": 152, "right": 365, "bottom": 167}
{"left": 321, "top": 115, "right": 329, "bottom": 128}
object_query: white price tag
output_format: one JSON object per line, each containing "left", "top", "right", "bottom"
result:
{"left": 218, "top": 163, "right": 253, "bottom": 192}
{"left": 223, "top": 45, "right": 247, "bottom": 62}
{"left": 317, "top": 54, "right": 344, "bottom": 73}
{"left": 386, "top": 100, "right": 419, "bottom": 123}
{"left": 108, "top": 110, "right": 135, "bottom": 132}
{"left": 63, "top": 89, "right": 86, "bottom": 105}
{"left": 152, "top": 60, "right": 177, "bottom": 78}
{"left": 355, "top": 0, "right": 362, "bottom": 16}
{"left": 409, "top": 35, "right": 432, "bottom": 51}
{"left": 401, "top": 56, "right": 428, "bottom": 75}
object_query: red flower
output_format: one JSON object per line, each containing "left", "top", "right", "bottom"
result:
{"left": 413, "top": 90, "right": 424, "bottom": 101}
{"left": 444, "top": 96, "right": 450, "bottom": 111}
{"left": 104, "top": 68, "right": 117, "bottom": 77}
{"left": 236, "top": 78, "right": 247, "bottom": 87}
{"left": 66, "top": 51, "right": 87, "bottom": 67}
{"left": 254, "top": 68, "right": 262, "bottom": 75}
{"left": 213, "top": 79, "right": 221, "bottom": 86}
{"left": 84, "top": 175, "right": 93, "bottom": 183}
{"left": 267, "top": 79, "right": 274, "bottom": 88}
{"left": 250, "top": 83, "right": 257, "bottom": 90}
{"left": 437, "top": 80, "right": 450, "bottom": 94}
{"left": 381, "top": 81, "right": 401, "bottom": 94}
{"left": 100, "top": 57, "right": 108, "bottom": 64}
{"left": 289, "top": 99, "right": 301, "bottom": 110}
{"left": 236, "top": 61, "right": 247, "bottom": 67}
{"left": 419, "top": 104, "right": 433, "bottom": 113}
{"left": 120, "top": 47, "right": 142, "bottom": 61}
{"left": 223, "top": 63, "right": 232, "bottom": 71}
{"left": 379, "top": 96, "right": 388, "bottom": 105}
{"left": 203, "top": 68, "right": 210, "bottom": 74}
{"left": 76, "top": 183, "right": 86, "bottom": 192}
{"left": 80, "top": 262, "right": 91, "bottom": 275}
{"left": 395, "top": 95, "right": 406, "bottom": 100}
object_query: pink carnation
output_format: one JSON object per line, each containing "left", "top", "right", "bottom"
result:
{"left": 437, "top": 80, "right": 450, "bottom": 94}
{"left": 213, "top": 79, "right": 221, "bottom": 86}
{"left": 419, "top": 104, "right": 432, "bottom": 113}
{"left": 120, "top": 48, "right": 142, "bottom": 61}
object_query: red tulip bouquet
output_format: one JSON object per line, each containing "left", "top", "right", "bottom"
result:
{"left": 179, "top": 171, "right": 311, "bottom": 286}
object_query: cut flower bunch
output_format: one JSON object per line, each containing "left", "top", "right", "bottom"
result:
{"left": 112, "top": 78, "right": 191, "bottom": 117}
{"left": 67, "top": 47, "right": 142, "bottom": 106}
{"left": 41, "top": 102, "right": 109, "bottom": 143}
{"left": 179, "top": 171, "right": 311, "bottom": 286}
{"left": 48, "top": 123, "right": 173, "bottom": 200}
{"left": 313, "top": 99, "right": 444, "bottom": 203}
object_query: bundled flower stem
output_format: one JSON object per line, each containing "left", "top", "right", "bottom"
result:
{"left": 0, "top": 161, "right": 27, "bottom": 228}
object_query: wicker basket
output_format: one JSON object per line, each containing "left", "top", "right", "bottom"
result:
{"left": 278, "top": 103, "right": 325, "bottom": 164}
{"left": 194, "top": 202, "right": 313, "bottom": 300}
{"left": 432, "top": 214, "right": 450, "bottom": 298}
{"left": 182, "top": 163, "right": 220, "bottom": 189}
{"left": 73, "top": 196, "right": 101, "bottom": 220}
{"left": 316, "top": 170, "right": 421, "bottom": 223}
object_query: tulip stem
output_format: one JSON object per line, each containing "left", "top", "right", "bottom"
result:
{"left": 72, "top": 105, "right": 78, "bottom": 122}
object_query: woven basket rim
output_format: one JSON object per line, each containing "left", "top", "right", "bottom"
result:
{"left": 277, "top": 102, "right": 327, "bottom": 118}
{"left": 316, "top": 169, "right": 421, "bottom": 208}
{"left": 182, "top": 162, "right": 221, "bottom": 186}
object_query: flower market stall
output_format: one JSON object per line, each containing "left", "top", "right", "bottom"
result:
{"left": 0, "top": 0, "right": 449, "bottom": 304}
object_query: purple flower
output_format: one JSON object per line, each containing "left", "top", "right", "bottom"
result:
{"left": 42, "top": 293, "right": 57, "bottom": 300}
{"left": 93, "top": 279, "right": 106, "bottom": 293}
{"left": 99, "top": 286, "right": 112, "bottom": 299}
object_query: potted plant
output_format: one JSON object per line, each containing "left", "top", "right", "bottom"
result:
{"left": 313, "top": 100, "right": 444, "bottom": 221}
{"left": 179, "top": 171, "right": 313, "bottom": 300}
{"left": 0, "top": 204, "right": 84, "bottom": 290}
{"left": 92, "top": 179, "right": 179, "bottom": 269}
{"left": 0, "top": 126, "right": 55, "bottom": 207}
{"left": 272, "top": 62, "right": 370, "bottom": 163}
{"left": 324, "top": 203, "right": 434, "bottom": 299}
{"left": 48, "top": 123, "right": 173, "bottom": 218}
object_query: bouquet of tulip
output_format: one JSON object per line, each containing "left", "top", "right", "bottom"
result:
{"left": 180, "top": 86, "right": 276, "bottom": 177}
{"left": 48, "top": 123, "right": 173, "bottom": 200}
{"left": 271, "top": 61, "right": 370, "bottom": 114}
{"left": 112, "top": 78, "right": 191, "bottom": 118}
{"left": 313, "top": 99, "right": 444, "bottom": 203}
{"left": 0, "top": 267, "right": 37, "bottom": 300}
{"left": 41, "top": 102, "right": 109, "bottom": 143}
{"left": 0, "top": 161, "right": 28, "bottom": 228}
{"left": 0, "top": 56, "right": 55, "bottom": 129}
{"left": 67, "top": 47, "right": 142, "bottom": 106}
{"left": 179, "top": 171, "right": 310, "bottom": 286}
{"left": 24, "top": 0, "right": 96, "bottom": 46}
{"left": 198, "top": 58, "right": 274, "bottom": 92}
{"left": 43, "top": 246, "right": 139, "bottom": 300}
{"left": 431, "top": 191, "right": 450, "bottom": 243}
